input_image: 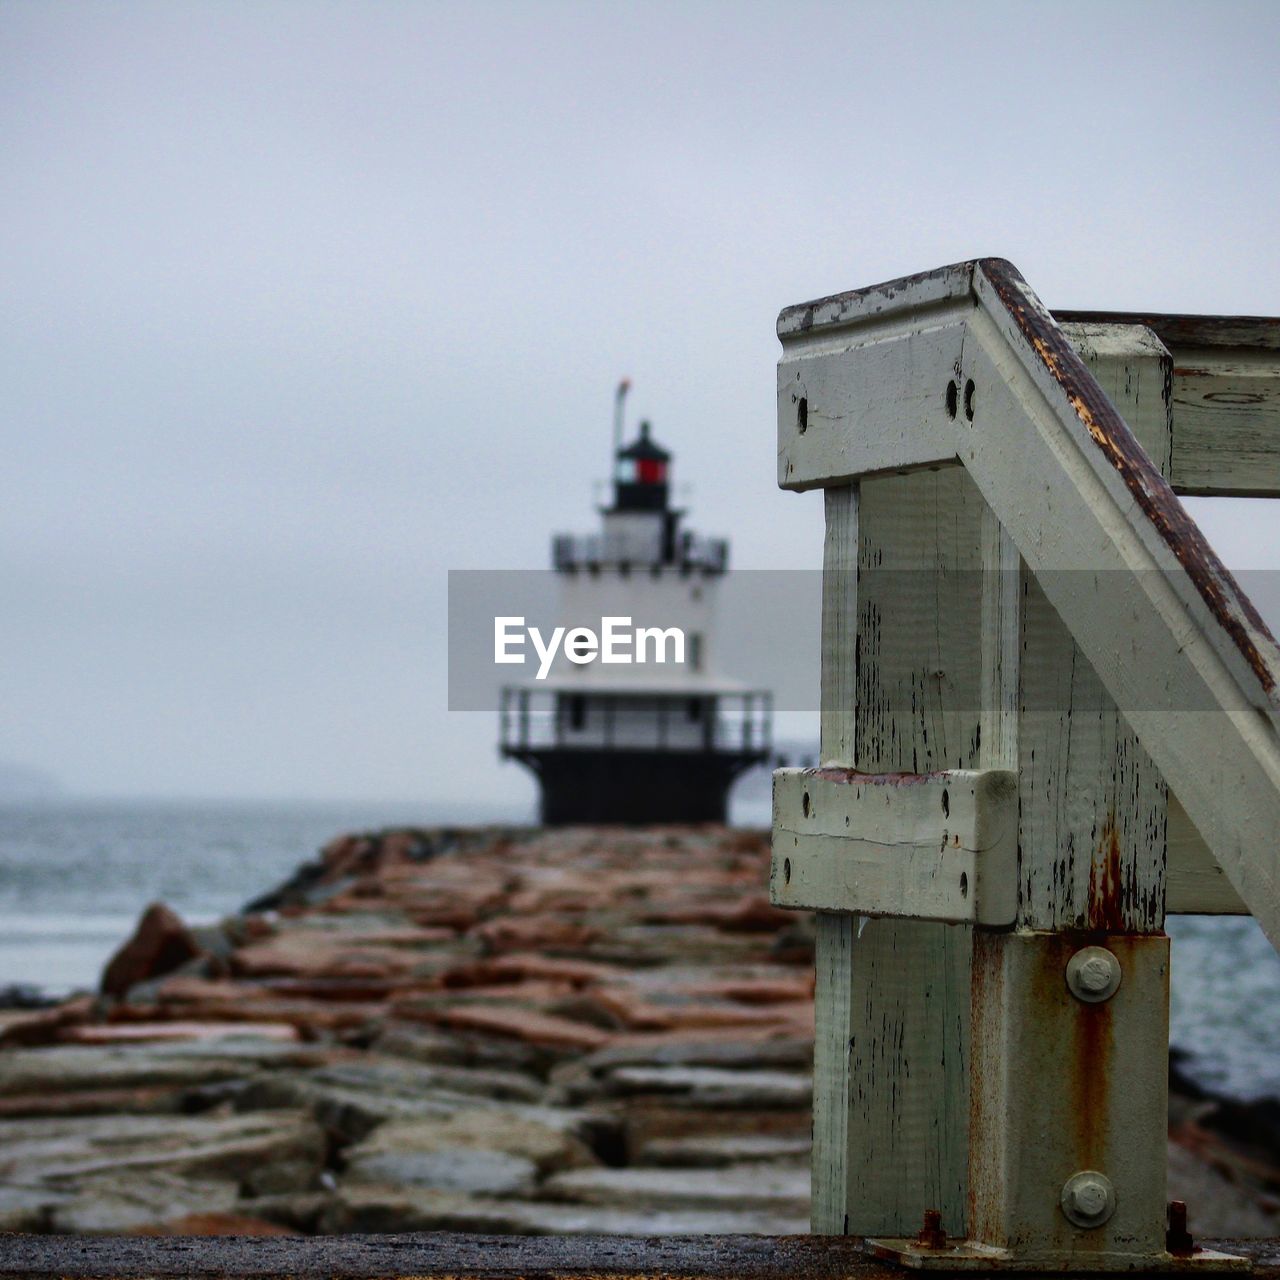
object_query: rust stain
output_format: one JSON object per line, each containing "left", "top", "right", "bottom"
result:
{"left": 979, "top": 258, "right": 1279, "bottom": 697}
{"left": 1071, "top": 955, "right": 1114, "bottom": 1173}
{"left": 1025, "top": 933, "right": 1117, "bottom": 1174}
{"left": 1087, "top": 813, "right": 1126, "bottom": 932}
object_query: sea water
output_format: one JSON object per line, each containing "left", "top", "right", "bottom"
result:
{"left": 0, "top": 797, "right": 525, "bottom": 995}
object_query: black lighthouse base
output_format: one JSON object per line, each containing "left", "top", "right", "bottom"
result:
{"left": 503, "top": 747, "right": 765, "bottom": 825}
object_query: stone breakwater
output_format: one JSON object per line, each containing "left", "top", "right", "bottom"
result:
{"left": 0, "top": 825, "right": 1275, "bottom": 1237}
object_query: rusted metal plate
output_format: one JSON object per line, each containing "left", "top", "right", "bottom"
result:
{"left": 967, "top": 931, "right": 1172, "bottom": 1265}
{"left": 863, "top": 1236, "right": 1250, "bottom": 1271}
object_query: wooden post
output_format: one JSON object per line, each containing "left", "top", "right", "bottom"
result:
{"left": 810, "top": 485, "right": 857, "bottom": 1233}
{"left": 811, "top": 472, "right": 985, "bottom": 1236}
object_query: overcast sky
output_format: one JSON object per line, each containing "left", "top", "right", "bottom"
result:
{"left": 3, "top": 0, "right": 1278, "bottom": 807}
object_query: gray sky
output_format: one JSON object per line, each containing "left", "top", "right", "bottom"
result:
{"left": 3, "top": 0, "right": 1279, "bottom": 806}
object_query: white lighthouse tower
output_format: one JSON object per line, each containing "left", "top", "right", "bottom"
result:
{"left": 499, "top": 383, "right": 771, "bottom": 823}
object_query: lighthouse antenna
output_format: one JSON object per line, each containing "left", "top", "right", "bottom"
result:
{"left": 613, "top": 378, "right": 631, "bottom": 459}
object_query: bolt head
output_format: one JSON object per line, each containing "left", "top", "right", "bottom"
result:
{"left": 1078, "top": 956, "right": 1112, "bottom": 992}
{"left": 1061, "top": 1171, "right": 1117, "bottom": 1229}
{"left": 1072, "top": 1180, "right": 1108, "bottom": 1216}
{"left": 1066, "top": 946, "right": 1122, "bottom": 1003}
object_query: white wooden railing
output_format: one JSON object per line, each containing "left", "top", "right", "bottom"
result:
{"left": 769, "top": 259, "right": 1280, "bottom": 1272}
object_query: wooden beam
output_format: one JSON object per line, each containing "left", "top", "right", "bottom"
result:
{"left": 810, "top": 485, "right": 858, "bottom": 1236}
{"left": 1015, "top": 322, "right": 1171, "bottom": 934}
{"left": 1057, "top": 309, "right": 1280, "bottom": 497}
{"left": 1169, "top": 347, "right": 1280, "bottom": 496}
{"left": 1169, "top": 795, "right": 1248, "bottom": 914}
{"left": 777, "top": 308, "right": 968, "bottom": 490}
{"left": 770, "top": 767, "right": 1017, "bottom": 925}
{"left": 801, "top": 472, "right": 980, "bottom": 1237}
{"left": 783, "top": 293, "right": 1280, "bottom": 500}
{"left": 1055, "top": 312, "right": 1280, "bottom": 351}
{"left": 1060, "top": 321, "right": 1173, "bottom": 480}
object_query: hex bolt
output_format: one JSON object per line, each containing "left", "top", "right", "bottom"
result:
{"left": 1060, "top": 1170, "right": 1117, "bottom": 1229}
{"left": 1065, "top": 946, "right": 1122, "bottom": 1003}
{"left": 916, "top": 1208, "right": 947, "bottom": 1250}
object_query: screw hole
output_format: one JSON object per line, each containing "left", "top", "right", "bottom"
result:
{"left": 964, "top": 379, "right": 976, "bottom": 421}
{"left": 801, "top": 791, "right": 810, "bottom": 818}
{"left": 797, "top": 397, "right": 808, "bottom": 434}
{"left": 784, "top": 858, "right": 792, "bottom": 884}
{"left": 960, "top": 872, "right": 968, "bottom": 898}
{"left": 945, "top": 381, "right": 958, "bottom": 419}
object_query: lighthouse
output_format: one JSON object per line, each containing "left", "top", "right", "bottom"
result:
{"left": 499, "top": 384, "right": 771, "bottom": 824}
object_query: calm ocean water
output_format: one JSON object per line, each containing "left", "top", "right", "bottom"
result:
{"left": 1, "top": 795, "right": 1277, "bottom": 1102}
{"left": 0, "top": 797, "right": 530, "bottom": 998}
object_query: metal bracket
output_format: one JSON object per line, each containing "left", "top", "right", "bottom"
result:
{"left": 863, "top": 1237, "right": 1250, "bottom": 1272}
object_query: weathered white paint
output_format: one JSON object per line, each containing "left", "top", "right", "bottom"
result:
{"left": 979, "top": 507, "right": 1020, "bottom": 775}
{"left": 818, "top": 486, "right": 858, "bottom": 764}
{"left": 782, "top": 295, "right": 1280, "bottom": 500}
{"left": 778, "top": 310, "right": 967, "bottom": 489}
{"left": 1009, "top": 322, "right": 1172, "bottom": 932}
{"left": 776, "top": 259, "right": 1280, "bottom": 952}
{"left": 771, "top": 767, "right": 1017, "bottom": 925}
{"left": 1016, "top": 570, "right": 1169, "bottom": 933}
{"left": 965, "top": 277, "right": 1280, "bottom": 948}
